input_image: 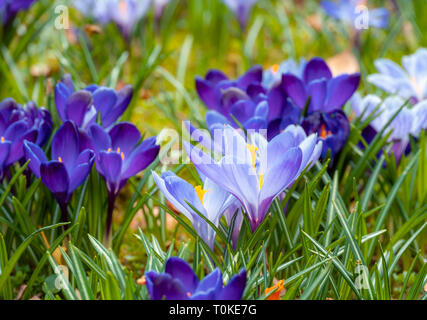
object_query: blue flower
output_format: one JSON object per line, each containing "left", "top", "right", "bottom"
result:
{"left": 145, "top": 257, "right": 246, "bottom": 300}
{"left": 0, "top": 0, "right": 37, "bottom": 25}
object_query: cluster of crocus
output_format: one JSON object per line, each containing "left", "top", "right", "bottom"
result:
{"left": 196, "top": 57, "right": 360, "bottom": 158}
{"left": 221, "top": 0, "right": 258, "bottom": 30}
{"left": 351, "top": 93, "right": 427, "bottom": 162}
{"left": 145, "top": 257, "right": 246, "bottom": 300}
{"left": 321, "top": 0, "right": 389, "bottom": 30}
{"left": 0, "top": 0, "right": 37, "bottom": 25}
{"left": 0, "top": 98, "right": 52, "bottom": 179}
{"left": 73, "top": 0, "right": 171, "bottom": 38}
{"left": 184, "top": 125, "right": 322, "bottom": 232}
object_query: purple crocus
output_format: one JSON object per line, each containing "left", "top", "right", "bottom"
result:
{"left": 73, "top": 0, "right": 151, "bottom": 39}
{"left": 24, "top": 121, "right": 94, "bottom": 223}
{"left": 145, "top": 257, "right": 246, "bottom": 300}
{"left": 221, "top": 0, "right": 258, "bottom": 30}
{"left": 0, "top": 98, "right": 52, "bottom": 179}
{"left": 88, "top": 122, "right": 160, "bottom": 245}
{"left": 184, "top": 125, "right": 322, "bottom": 232}
{"left": 153, "top": 0, "right": 170, "bottom": 21}
{"left": 0, "top": 0, "right": 37, "bottom": 25}
{"left": 152, "top": 171, "right": 236, "bottom": 249}
{"left": 281, "top": 57, "right": 360, "bottom": 157}
{"left": 55, "top": 74, "right": 133, "bottom": 130}
{"left": 321, "top": 0, "right": 389, "bottom": 29}
{"left": 351, "top": 93, "right": 427, "bottom": 162}
{"left": 367, "top": 48, "right": 427, "bottom": 104}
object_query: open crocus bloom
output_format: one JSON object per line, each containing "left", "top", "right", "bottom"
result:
{"left": 145, "top": 257, "right": 246, "bottom": 300}
{"left": 0, "top": 98, "right": 52, "bottom": 179}
{"left": 0, "top": 0, "right": 37, "bottom": 25}
{"left": 152, "top": 171, "right": 236, "bottom": 249}
{"left": 368, "top": 48, "right": 427, "bottom": 104}
{"left": 351, "top": 93, "right": 427, "bottom": 161}
{"left": 89, "top": 122, "right": 160, "bottom": 197}
{"left": 24, "top": 121, "right": 94, "bottom": 210}
{"left": 184, "top": 125, "right": 322, "bottom": 232}
{"left": 221, "top": 0, "right": 258, "bottom": 30}
{"left": 321, "top": 0, "right": 389, "bottom": 29}
{"left": 55, "top": 74, "right": 133, "bottom": 130}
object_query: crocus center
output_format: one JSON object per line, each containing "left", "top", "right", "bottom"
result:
{"left": 58, "top": 157, "right": 63, "bottom": 163}
{"left": 246, "top": 144, "right": 258, "bottom": 169}
{"left": 271, "top": 64, "right": 280, "bottom": 74}
{"left": 0, "top": 136, "right": 4, "bottom": 143}
{"left": 107, "top": 147, "right": 125, "bottom": 160}
{"left": 320, "top": 124, "right": 332, "bottom": 139}
{"left": 194, "top": 185, "right": 207, "bottom": 204}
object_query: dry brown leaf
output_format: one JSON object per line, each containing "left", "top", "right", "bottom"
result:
{"left": 327, "top": 51, "right": 359, "bottom": 76}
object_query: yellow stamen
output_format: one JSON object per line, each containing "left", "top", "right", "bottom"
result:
{"left": 259, "top": 169, "right": 264, "bottom": 189}
{"left": 194, "top": 185, "right": 207, "bottom": 204}
{"left": 117, "top": 147, "right": 121, "bottom": 154}
{"left": 271, "top": 64, "right": 280, "bottom": 74}
{"left": 265, "top": 279, "right": 285, "bottom": 300}
{"left": 58, "top": 157, "right": 63, "bottom": 163}
{"left": 246, "top": 144, "right": 258, "bottom": 169}
{"left": 121, "top": 152, "right": 125, "bottom": 161}
{"left": 107, "top": 148, "right": 112, "bottom": 153}
{"left": 0, "top": 136, "right": 4, "bottom": 143}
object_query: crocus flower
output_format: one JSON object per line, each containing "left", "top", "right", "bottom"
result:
{"left": 262, "top": 58, "right": 306, "bottom": 89}
{"left": 351, "top": 93, "right": 427, "bottom": 161}
{"left": 152, "top": 171, "right": 235, "bottom": 249}
{"left": 281, "top": 57, "right": 360, "bottom": 157}
{"left": 153, "top": 0, "right": 170, "bottom": 21}
{"left": 89, "top": 122, "right": 159, "bottom": 245}
{"left": 73, "top": 0, "right": 151, "bottom": 39}
{"left": 145, "top": 257, "right": 246, "bottom": 300}
{"left": 24, "top": 121, "right": 94, "bottom": 222}
{"left": 55, "top": 74, "right": 133, "bottom": 130}
{"left": 221, "top": 0, "right": 258, "bottom": 30}
{"left": 0, "top": 98, "right": 52, "bottom": 179}
{"left": 367, "top": 48, "right": 427, "bottom": 104}
{"left": 321, "top": 0, "right": 389, "bottom": 29}
{"left": 184, "top": 125, "right": 322, "bottom": 232}
{"left": 0, "top": 0, "right": 37, "bottom": 25}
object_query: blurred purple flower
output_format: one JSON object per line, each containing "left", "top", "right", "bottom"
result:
{"left": 145, "top": 257, "right": 246, "bottom": 300}
{"left": 0, "top": 0, "right": 37, "bottom": 25}
{"left": 89, "top": 122, "right": 159, "bottom": 244}
{"left": 184, "top": 125, "right": 322, "bottom": 232}
{"left": 153, "top": 0, "right": 171, "bottom": 20}
{"left": 221, "top": 0, "right": 258, "bottom": 30}
{"left": 24, "top": 121, "right": 94, "bottom": 222}
{"left": 55, "top": 74, "right": 133, "bottom": 130}
{"left": 351, "top": 93, "right": 427, "bottom": 162}
{"left": 152, "top": 170, "right": 236, "bottom": 249}
{"left": 0, "top": 98, "right": 52, "bottom": 179}
{"left": 321, "top": 0, "right": 389, "bottom": 29}
{"left": 368, "top": 48, "right": 427, "bottom": 104}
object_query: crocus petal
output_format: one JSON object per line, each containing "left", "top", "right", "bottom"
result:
{"left": 121, "top": 136, "right": 159, "bottom": 179}
{"left": 193, "top": 269, "right": 222, "bottom": 299}
{"left": 40, "top": 161, "right": 70, "bottom": 203}
{"left": 282, "top": 74, "right": 307, "bottom": 109}
{"left": 54, "top": 82, "right": 71, "bottom": 122}
{"left": 24, "top": 141, "right": 47, "bottom": 178}
{"left": 92, "top": 87, "right": 118, "bottom": 122}
{"left": 109, "top": 122, "right": 141, "bottom": 157}
{"left": 165, "top": 257, "right": 199, "bottom": 294}
{"left": 6, "top": 129, "right": 38, "bottom": 165}
{"left": 307, "top": 79, "right": 327, "bottom": 112}
{"left": 195, "top": 77, "right": 219, "bottom": 110}
{"left": 0, "top": 141, "right": 11, "bottom": 168}
{"left": 103, "top": 85, "right": 133, "bottom": 128}
{"left": 52, "top": 121, "right": 80, "bottom": 172}
{"left": 205, "top": 70, "right": 228, "bottom": 84}
{"left": 145, "top": 272, "right": 188, "bottom": 300}
{"left": 69, "top": 151, "right": 94, "bottom": 192}
{"left": 65, "top": 91, "right": 94, "bottom": 127}
{"left": 237, "top": 65, "right": 263, "bottom": 90}
{"left": 217, "top": 269, "right": 246, "bottom": 300}
{"left": 99, "top": 151, "right": 123, "bottom": 194}
{"left": 88, "top": 123, "right": 112, "bottom": 154}
{"left": 303, "top": 57, "right": 332, "bottom": 84}
{"left": 325, "top": 74, "right": 360, "bottom": 111}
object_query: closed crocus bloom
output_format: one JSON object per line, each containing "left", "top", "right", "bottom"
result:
{"left": 321, "top": 0, "right": 389, "bottom": 29}
{"left": 24, "top": 121, "right": 94, "bottom": 222}
{"left": 89, "top": 122, "right": 160, "bottom": 245}
{"left": 55, "top": 74, "right": 133, "bottom": 130}
{"left": 153, "top": 0, "right": 170, "bottom": 20}
{"left": 152, "top": 171, "right": 236, "bottom": 249}
{"left": 368, "top": 48, "right": 427, "bottom": 104}
{"left": 184, "top": 125, "right": 322, "bottom": 232}
{"left": 351, "top": 93, "right": 427, "bottom": 162}
{"left": 145, "top": 257, "right": 246, "bottom": 300}
{"left": 281, "top": 57, "right": 359, "bottom": 157}
{"left": 0, "top": 0, "right": 37, "bottom": 25}
{"left": 221, "top": 0, "right": 258, "bottom": 30}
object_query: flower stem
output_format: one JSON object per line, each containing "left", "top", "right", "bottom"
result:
{"left": 59, "top": 202, "right": 69, "bottom": 230}
{"left": 104, "top": 193, "right": 117, "bottom": 249}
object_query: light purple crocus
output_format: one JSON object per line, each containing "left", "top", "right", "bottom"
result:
{"left": 368, "top": 48, "right": 427, "bottom": 104}
{"left": 221, "top": 0, "right": 258, "bottom": 30}
{"left": 152, "top": 171, "right": 236, "bottom": 249}
{"left": 24, "top": 121, "right": 94, "bottom": 223}
{"left": 184, "top": 125, "right": 322, "bottom": 232}
{"left": 89, "top": 122, "right": 160, "bottom": 245}
{"left": 351, "top": 93, "right": 427, "bottom": 162}
{"left": 55, "top": 74, "right": 133, "bottom": 130}
{"left": 0, "top": 0, "right": 37, "bottom": 25}
{"left": 321, "top": 0, "right": 389, "bottom": 29}
{"left": 153, "top": 0, "right": 170, "bottom": 21}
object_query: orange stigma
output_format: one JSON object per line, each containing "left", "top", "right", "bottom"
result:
{"left": 120, "top": 152, "right": 125, "bottom": 161}
{"left": 0, "top": 136, "right": 4, "bottom": 143}
{"left": 58, "top": 157, "right": 63, "bottom": 163}
{"left": 265, "top": 280, "right": 285, "bottom": 300}
{"left": 320, "top": 124, "right": 332, "bottom": 139}
{"left": 271, "top": 64, "right": 280, "bottom": 74}
{"left": 107, "top": 148, "right": 112, "bottom": 153}
{"left": 195, "top": 185, "right": 207, "bottom": 204}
